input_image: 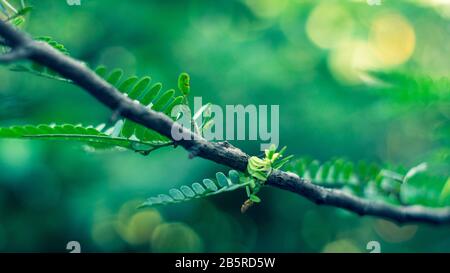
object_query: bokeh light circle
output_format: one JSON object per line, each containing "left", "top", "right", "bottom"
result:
{"left": 151, "top": 222, "right": 204, "bottom": 252}
{"left": 306, "top": 2, "right": 355, "bottom": 49}
{"left": 369, "top": 13, "right": 416, "bottom": 67}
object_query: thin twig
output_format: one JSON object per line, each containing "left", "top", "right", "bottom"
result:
{"left": 134, "top": 141, "right": 175, "bottom": 156}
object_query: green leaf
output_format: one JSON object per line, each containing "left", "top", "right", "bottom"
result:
{"left": 370, "top": 72, "right": 450, "bottom": 104}
{"left": 439, "top": 178, "right": 450, "bottom": 206}
{"left": 203, "top": 179, "right": 218, "bottom": 191}
{"left": 107, "top": 69, "right": 123, "bottom": 85}
{"left": 228, "top": 170, "right": 240, "bottom": 184}
{"left": 0, "top": 123, "right": 170, "bottom": 153}
{"left": 158, "top": 194, "right": 173, "bottom": 203}
{"left": 95, "top": 66, "right": 107, "bottom": 77}
{"left": 7, "top": 65, "right": 190, "bottom": 154}
{"left": 128, "top": 76, "right": 151, "bottom": 100}
{"left": 249, "top": 194, "right": 261, "bottom": 203}
{"left": 120, "top": 120, "right": 137, "bottom": 138}
{"left": 16, "top": 6, "right": 33, "bottom": 16}
{"left": 399, "top": 173, "right": 446, "bottom": 207}
{"left": 403, "top": 163, "right": 428, "bottom": 184}
{"left": 141, "top": 83, "right": 162, "bottom": 105}
{"left": 216, "top": 172, "right": 229, "bottom": 187}
{"left": 191, "top": 183, "right": 206, "bottom": 195}
{"left": 11, "top": 16, "right": 25, "bottom": 26}
{"left": 285, "top": 157, "right": 444, "bottom": 205}
{"left": 36, "top": 36, "right": 69, "bottom": 55}
{"left": 169, "top": 189, "right": 185, "bottom": 201}
{"left": 152, "top": 89, "right": 175, "bottom": 111}
{"left": 7, "top": 6, "right": 33, "bottom": 22}
{"left": 180, "top": 185, "right": 196, "bottom": 198}
{"left": 139, "top": 170, "right": 252, "bottom": 208}
{"left": 118, "top": 76, "right": 138, "bottom": 93}
{"left": 164, "top": 96, "right": 184, "bottom": 116}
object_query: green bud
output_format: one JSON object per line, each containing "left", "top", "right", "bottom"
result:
{"left": 178, "top": 72, "right": 190, "bottom": 96}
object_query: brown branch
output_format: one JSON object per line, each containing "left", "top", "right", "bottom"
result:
{"left": 1, "top": 19, "right": 450, "bottom": 224}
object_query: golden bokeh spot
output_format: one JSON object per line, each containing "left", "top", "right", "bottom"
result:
{"left": 328, "top": 39, "right": 379, "bottom": 85}
{"left": 306, "top": 2, "right": 355, "bottom": 49}
{"left": 244, "top": 0, "right": 289, "bottom": 19}
{"left": 123, "top": 210, "right": 163, "bottom": 246}
{"left": 369, "top": 13, "right": 416, "bottom": 67}
{"left": 322, "top": 239, "right": 361, "bottom": 253}
{"left": 116, "top": 199, "right": 144, "bottom": 233}
{"left": 151, "top": 222, "right": 204, "bottom": 252}
{"left": 374, "top": 219, "right": 418, "bottom": 243}
{"left": 115, "top": 199, "right": 164, "bottom": 246}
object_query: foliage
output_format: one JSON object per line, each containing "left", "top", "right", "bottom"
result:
{"left": 94, "top": 65, "right": 186, "bottom": 143}
{"left": 138, "top": 145, "right": 293, "bottom": 211}
{"left": 0, "top": 123, "right": 170, "bottom": 154}
{"left": 0, "top": 2, "right": 448, "bottom": 212}
{"left": 0, "top": 0, "right": 449, "bottom": 252}
{"left": 139, "top": 170, "right": 249, "bottom": 207}
{"left": 0, "top": 60, "right": 190, "bottom": 154}
{"left": 287, "top": 158, "right": 448, "bottom": 207}
{"left": 2, "top": 35, "right": 190, "bottom": 154}
{"left": 370, "top": 71, "right": 450, "bottom": 104}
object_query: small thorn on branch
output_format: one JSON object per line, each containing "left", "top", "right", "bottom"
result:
{"left": 219, "top": 141, "right": 231, "bottom": 148}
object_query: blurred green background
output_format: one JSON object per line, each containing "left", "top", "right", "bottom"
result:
{"left": 0, "top": 0, "right": 449, "bottom": 252}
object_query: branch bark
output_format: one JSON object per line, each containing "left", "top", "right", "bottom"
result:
{"left": 0, "top": 46, "right": 29, "bottom": 63}
{"left": 1, "top": 20, "right": 450, "bottom": 224}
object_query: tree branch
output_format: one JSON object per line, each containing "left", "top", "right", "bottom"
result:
{"left": 0, "top": 46, "right": 29, "bottom": 63}
{"left": 1, "top": 19, "right": 449, "bottom": 224}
